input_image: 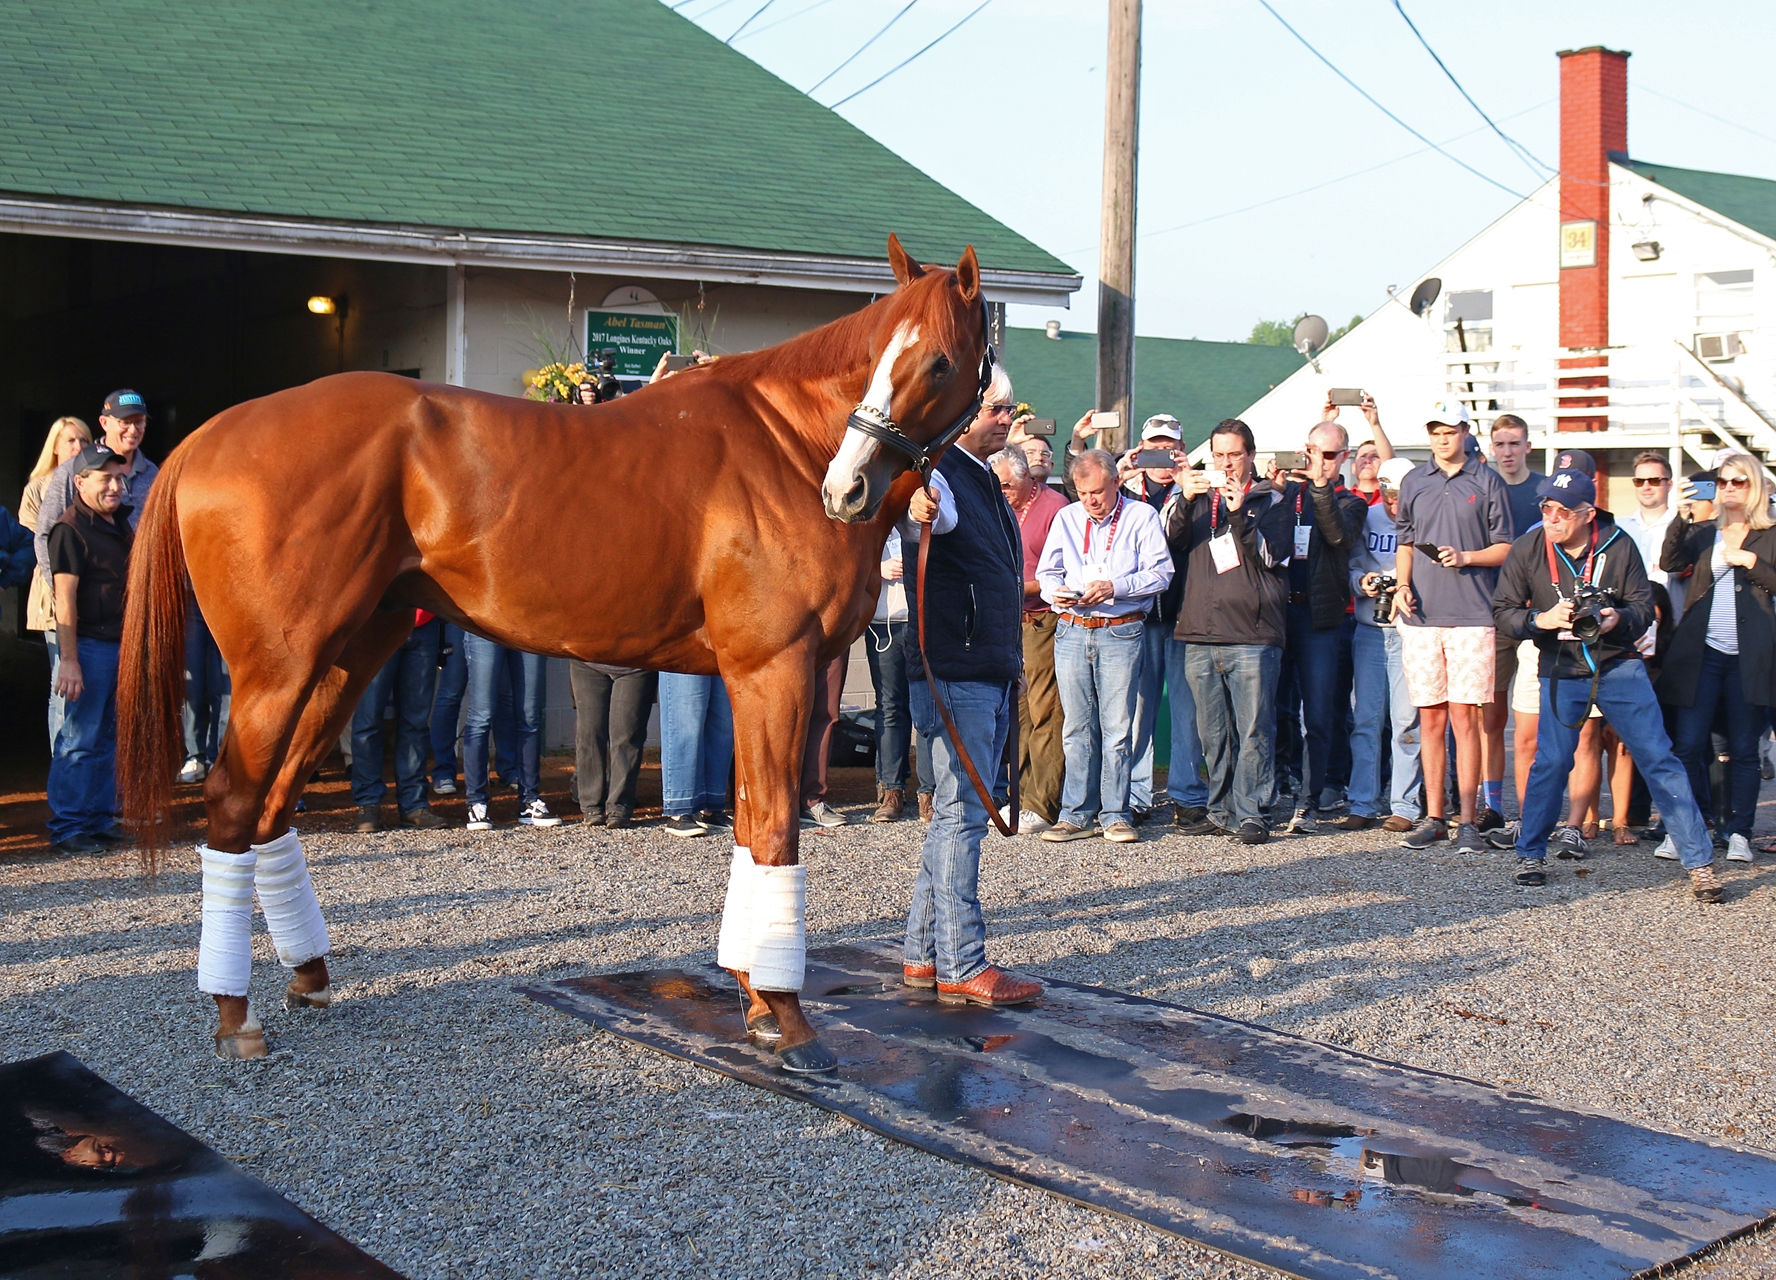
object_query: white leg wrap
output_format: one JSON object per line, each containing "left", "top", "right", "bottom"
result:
{"left": 198, "top": 846, "right": 257, "bottom": 997}
{"left": 716, "top": 846, "right": 756, "bottom": 972}
{"left": 252, "top": 830, "right": 330, "bottom": 969}
{"left": 748, "top": 863, "right": 807, "bottom": 993}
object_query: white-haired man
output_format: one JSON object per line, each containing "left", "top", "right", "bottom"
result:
{"left": 1035, "top": 448, "right": 1174, "bottom": 843}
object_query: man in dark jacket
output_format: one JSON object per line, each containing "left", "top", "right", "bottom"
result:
{"left": 1272, "top": 421, "right": 1368, "bottom": 834}
{"left": 1492, "top": 469, "right": 1718, "bottom": 899}
{"left": 902, "top": 396, "right": 1043, "bottom": 1008}
{"left": 1165, "top": 419, "right": 1294, "bottom": 844}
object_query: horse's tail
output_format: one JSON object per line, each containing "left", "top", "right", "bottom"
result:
{"left": 118, "top": 442, "right": 192, "bottom": 874}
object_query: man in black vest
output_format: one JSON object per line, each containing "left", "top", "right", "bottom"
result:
{"left": 902, "top": 391, "right": 1043, "bottom": 1008}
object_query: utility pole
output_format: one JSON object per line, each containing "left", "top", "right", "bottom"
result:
{"left": 1095, "top": 0, "right": 1141, "bottom": 452}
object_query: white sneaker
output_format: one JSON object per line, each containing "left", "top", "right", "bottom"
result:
{"left": 465, "top": 802, "right": 492, "bottom": 831}
{"left": 1653, "top": 835, "right": 1679, "bottom": 861}
{"left": 802, "top": 801, "right": 846, "bottom": 828}
{"left": 1017, "top": 809, "right": 1052, "bottom": 833}
{"left": 431, "top": 776, "right": 458, "bottom": 796}
{"left": 177, "top": 757, "right": 207, "bottom": 784}
{"left": 519, "top": 799, "right": 561, "bottom": 827}
{"left": 1726, "top": 833, "right": 1753, "bottom": 863}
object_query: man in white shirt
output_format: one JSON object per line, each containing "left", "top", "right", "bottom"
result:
{"left": 1618, "top": 451, "right": 1685, "bottom": 619}
{"left": 1033, "top": 449, "right": 1175, "bottom": 843}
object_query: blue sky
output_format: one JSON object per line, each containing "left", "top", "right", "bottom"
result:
{"left": 665, "top": 0, "right": 1776, "bottom": 343}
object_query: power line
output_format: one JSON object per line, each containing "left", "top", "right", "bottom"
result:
{"left": 809, "top": 0, "right": 919, "bottom": 95}
{"left": 1635, "top": 83, "right": 1776, "bottom": 150}
{"left": 1390, "top": 0, "right": 1552, "bottom": 178}
{"left": 827, "top": 0, "right": 992, "bottom": 109}
{"left": 1255, "top": 0, "right": 1524, "bottom": 199}
{"left": 739, "top": 0, "right": 847, "bottom": 40}
{"left": 726, "top": 0, "right": 777, "bottom": 43}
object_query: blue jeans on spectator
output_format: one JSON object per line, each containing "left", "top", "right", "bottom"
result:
{"left": 1522, "top": 661, "right": 1712, "bottom": 868}
{"left": 916, "top": 729, "right": 935, "bottom": 797}
{"left": 462, "top": 635, "right": 545, "bottom": 807}
{"left": 47, "top": 637, "right": 120, "bottom": 842}
{"left": 1130, "top": 625, "right": 1208, "bottom": 813}
{"left": 1348, "top": 624, "right": 1422, "bottom": 820}
{"left": 1163, "top": 638, "right": 1210, "bottom": 809}
{"left": 44, "top": 630, "right": 62, "bottom": 748}
{"left": 1281, "top": 606, "right": 1351, "bottom": 814}
{"left": 905, "top": 677, "right": 1012, "bottom": 984}
{"left": 1670, "top": 647, "right": 1764, "bottom": 839}
{"left": 1055, "top": 617, "right": 1144, "bottom": 828}
{"left": 660, "top": 672, "right": 733, "bottom": 817}
{"left": 432, "top": 623, "right": 516, "bottom": 788}
{"left": 1185, "top": 642, "right": 1280, "bottom": 830}
{"left": 183, "top": 602, "right": 230, "bottom": 765}
{"left": 352, "top": 619, "right": 443, "bottom": 814}
{"left": 866, "top": 622, "right": 912, "bottom": 791}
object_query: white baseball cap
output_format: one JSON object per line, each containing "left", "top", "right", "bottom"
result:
{"left": 1140, "top": 414, "right": 1183, "bottom": 443}
{"left": 1378, "top": 458, "right": 1415, "bottom": 491}
{"left": 1426, "top": 399, "right": 1471, "bottom": 428}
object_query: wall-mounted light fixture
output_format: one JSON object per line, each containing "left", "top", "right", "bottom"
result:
{"left": 308, "top": 295, "right": 350, "bottom": 369}
{"left": 308, "top": 295, "right": 338, "bottom": 315}
{"left": 1631, "top": 240, "right": 1663, "bottom": 262}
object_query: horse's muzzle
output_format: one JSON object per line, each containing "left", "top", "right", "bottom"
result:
{"left": 822, "top": 474, "right": 881, "bottom": 524}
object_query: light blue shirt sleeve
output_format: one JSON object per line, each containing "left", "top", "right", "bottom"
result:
{"left": 895, "top": 470, "right": 958, "bottom": 544}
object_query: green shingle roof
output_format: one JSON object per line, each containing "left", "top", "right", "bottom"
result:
{"left": 1620, "top": 157, "right": 1776, "bottom": 243}
{"left": 1004, "top": 328, "right": 1304, "bottom": 451}
{"left": 0, "top": 0, "right": 1071, "bottom": 275}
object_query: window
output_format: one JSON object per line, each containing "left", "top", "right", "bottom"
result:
{"left": 1695, "top": 269, "right": 1753, "bottom": 332}
{"left": 1444, "top": 290, "right": 1493, "bottom": 324}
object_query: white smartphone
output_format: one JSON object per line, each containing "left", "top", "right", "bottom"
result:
{"left": 1205, "top": 467, "right": 1228, "bottom": 487}
{"left": 1087, "top": 410, "right": 1120, "bottom": 435}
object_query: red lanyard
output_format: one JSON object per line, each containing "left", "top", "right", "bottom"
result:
{"left": 1293, "top": 485, "right": 1305, "bottom": 526}
{"left": 1544, "top": 522, "right": 1599, "bottom": 590}
{"left": 1209, "top": 480, "right": 1253, "bottom": 534}
{"left": 1083, "top": 495, "right": 1125, "bottom": 557}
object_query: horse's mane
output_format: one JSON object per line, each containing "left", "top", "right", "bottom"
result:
{"left": 723, "top": 269, "right": 968, "bottom": 385}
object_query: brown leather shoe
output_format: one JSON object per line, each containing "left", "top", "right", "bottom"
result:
{"left": 1330, "top": 814, "right": 1375, "bottom": 831}
{"left": 918, "top": 792, "right": 934, "bottom": 822}
{"left": 872, "top": 788, "right": 904, "bottom": 824}
{"left": 936, "top": 966, "right": 1043, "bottom": 1007}
{"left": 1381, "top": 815, "right": 1414, "bottom": 833}
{"left": 903, "top": 963, "right": 936, "bottom": 988}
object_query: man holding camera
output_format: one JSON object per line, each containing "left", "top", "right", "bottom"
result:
{"left": 1392, "top": 402, "right": 1514, "bottom": 853}
{"left": 1492, "top": 470, "right": 1719, "bottom": 899}
{"left": 1348, "top": 458, "right": 1423, "bottom": 831}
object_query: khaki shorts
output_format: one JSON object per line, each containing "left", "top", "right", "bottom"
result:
{"left": 1494, "top": 633, "right": 1518, "bottom": 693}
{"left": 1397, "top": 622, "right": 1496, "bottom": 707}
{"left": 1512, "top": 637, "right": 1601, "bottom": 718}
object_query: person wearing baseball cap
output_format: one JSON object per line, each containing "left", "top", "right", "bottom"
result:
{"left": 33, "top": 389, "right": 158, "bottom": 593}
{"left": 1390, "top": 397, "right": 1515, "bottom": 853}
{"left": 1345, "top": 457, "right": 1424, "bottom": 832}
{"left": 1493, "top": 468, "right": 1719, "bottom": 896}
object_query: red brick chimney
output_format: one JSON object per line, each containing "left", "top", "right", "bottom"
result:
{"left": 1556, "top": 46, "right": 1629, "bottom": 432}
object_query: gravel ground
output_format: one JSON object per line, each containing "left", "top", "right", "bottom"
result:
{"left": 4, "top": 799, "right": 1775, "bottom": 1279}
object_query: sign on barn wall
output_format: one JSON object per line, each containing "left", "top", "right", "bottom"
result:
{"left": 586, "top": 309, "right": 680, "bottom": 377}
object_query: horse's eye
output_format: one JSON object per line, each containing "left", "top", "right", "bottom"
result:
{"left": 932, "top": 353, "right": 953, "bottom": 375}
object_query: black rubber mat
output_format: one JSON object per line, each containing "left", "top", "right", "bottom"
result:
{"left": 527, "top": 945, "right": 1776, "bottom": 1280}
{"left": 0, "top": 1051, "right": 406, "bottom": 1279}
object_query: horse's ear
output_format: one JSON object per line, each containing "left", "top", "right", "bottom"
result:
{"left": 955, "top": 245, "right": 981, "bottom": 304}
{"left": 887, "top": 233, "right": 925, "bottom": 286}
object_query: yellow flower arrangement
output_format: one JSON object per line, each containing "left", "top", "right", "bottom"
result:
{"left": 524, "top": 360, "right": 589, "bottom": 402}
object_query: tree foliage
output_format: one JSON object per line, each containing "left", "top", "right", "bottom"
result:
{"left": 1247, "top": 313, "right": 1363, "bottom": 349}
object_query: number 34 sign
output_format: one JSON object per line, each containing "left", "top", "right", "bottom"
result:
{"left": 1560, "top": 220, "right": 1597, "bottom": 269}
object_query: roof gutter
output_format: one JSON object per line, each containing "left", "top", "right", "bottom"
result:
{"left": 0, "top": 194, "right": 1082, "bottom": 307}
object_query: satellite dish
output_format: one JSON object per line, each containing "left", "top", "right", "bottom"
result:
{"left": 1292, "top": 314, "right": 1330, "bottom": 358}
{"left": 1409, "top": 278, "right": 1442, "bottom": 318}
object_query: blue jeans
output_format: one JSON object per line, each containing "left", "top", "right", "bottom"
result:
{"left": 866, "top": 622, "right": 912, "bottom": 790}
{"left": 462, "top": 634, "right": 546, "bottom": 806}
{"left": 182, "top": 603, "right": 231, "bottom": 764}
{"left": 1185, "top": 643, "right": 1281, "bottom": 829}
{"left": 1280, "top": 606, "right": 1351, "bottom": 812}
{"left": 1129, "top": 628, "right": 1208, "bottom": 811}
{"left": 47, "top": 637, "right": 120, "bottom": 841}
{"left": 432, "top": 623, "right": 517, "bottom": 787}
{"left": 1054, "top": 617, "right": 1144, "bottom": 828}
{"left": 1520, "top": 661, "right": 1712, "bottom": 868}
{"left": 1670, "top": 647, "right": 1764, "bottom": 839}
{"left": 1348, "top": 624, "right": 1422, "bottom": 819}
{"left": 905, "top": 677, "right": 1012, "bottom": 984}
{"left": 659, "top": 672, "right": 733, "bottom": 816}
{"left": 352, "top": 619, "right": 442, "bottom": 813}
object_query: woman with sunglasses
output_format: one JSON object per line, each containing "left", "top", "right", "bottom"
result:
{"left": 1659, "top": 455, "right": 1776, "bottom": 865}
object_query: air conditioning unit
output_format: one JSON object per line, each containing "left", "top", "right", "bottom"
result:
{"left": 1697, "top": 332, "right": 1745, "bottom": 362}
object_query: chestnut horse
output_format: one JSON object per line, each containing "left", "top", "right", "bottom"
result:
{"left": 117, "top": 236, "right": 991, "bottom": 1070}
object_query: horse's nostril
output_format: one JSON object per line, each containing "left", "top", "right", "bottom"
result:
{"left": 845, "top": 476, "right": 867, "bottom": 506}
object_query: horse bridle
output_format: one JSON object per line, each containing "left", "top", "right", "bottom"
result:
{"left": 842, "top": 300, "right": 995, "bottom": 483}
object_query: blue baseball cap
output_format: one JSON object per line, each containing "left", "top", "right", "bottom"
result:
{"left": 1552, "top": 447, "right": 1595, "bottom": 478}
{"left": 102, "top": 389, "right": 146, "bottom": 418}
{"left": 1538, "top": 468, "right": 1596, "bottom": 509}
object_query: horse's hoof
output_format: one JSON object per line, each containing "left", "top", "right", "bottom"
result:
{"left": 286, "top": 983, "right": 332, "bottom": 1011}
{"left": 746, "top": 1012, "right": 782, "bottom": 1043}
{"left": 777, "top": 1038, "right": 838, "bottom": 1075}
{"left": 213, "top": 1013, "right": 268, "bottom": 1060}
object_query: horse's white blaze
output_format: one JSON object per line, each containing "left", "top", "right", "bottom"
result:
{"left": 821, "top": 322, "right": 921, "bottom": 509}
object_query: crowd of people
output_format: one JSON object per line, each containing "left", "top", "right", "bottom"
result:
{"left": 12, "top": 383, "right": 1775, "bottom": 922}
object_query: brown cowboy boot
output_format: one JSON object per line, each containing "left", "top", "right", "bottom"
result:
{"left": 872, "top": 787, "right": 904, "bottom": 823}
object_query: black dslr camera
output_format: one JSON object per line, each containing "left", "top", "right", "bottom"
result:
{"left": 1369, "top": 573, "right": 1398, "bottom": 624}
{"left": 578, "top": 349, "right": 623, "bottom": 404}
{"left": 1569, "top": 582, "right": 1619, "bottom": 643}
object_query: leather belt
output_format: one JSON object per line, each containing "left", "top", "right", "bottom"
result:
{"left": 1060, "top": 611, "right": 1145, "bottom": 630}
{"left": 1288, "top": 592, "right": 1310, "bottom": 605}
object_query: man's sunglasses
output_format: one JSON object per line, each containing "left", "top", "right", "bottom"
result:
{"left": 983, "top": 402, "right": 1018, "bottom": 415}
{"left": 1539, "top": 501, "right": 1593, "bottom": 518}
{"left": 1630, "top": 476, "right": 1670, "bottom": 487}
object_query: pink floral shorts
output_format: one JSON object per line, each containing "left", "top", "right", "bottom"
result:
{"left": 1396, "top": 622, "right": 1496, "bottom": 707}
